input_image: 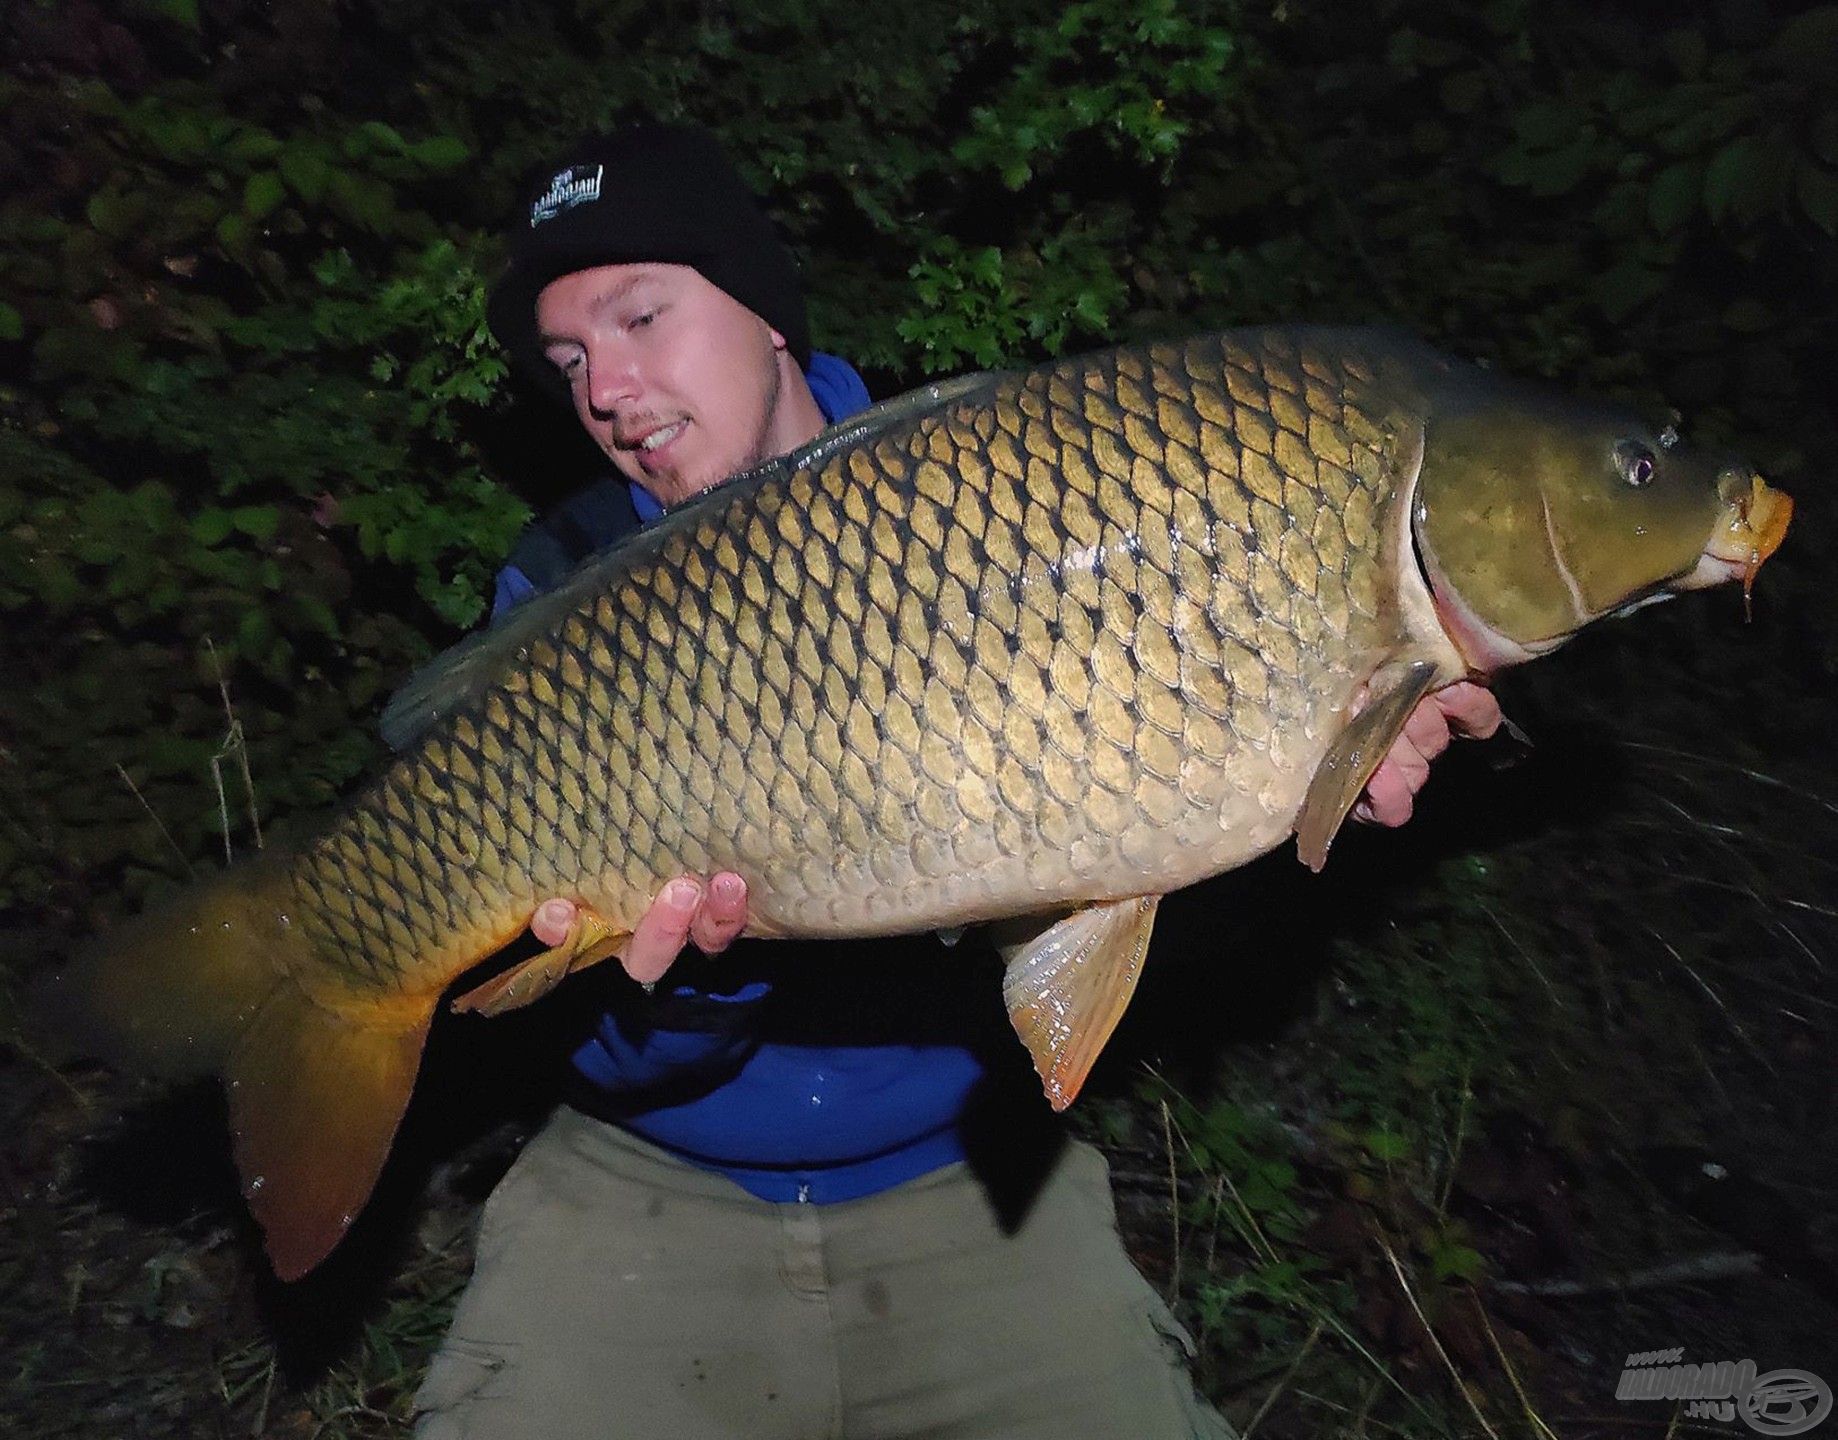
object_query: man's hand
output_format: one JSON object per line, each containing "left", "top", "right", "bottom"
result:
{"left": 530, "top": 873, "right": 749, "bottom": 986}
{"left": 1353, "top": 681, "right": 1503, "bottom": 827}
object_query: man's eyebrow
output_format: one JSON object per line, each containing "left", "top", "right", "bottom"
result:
{"left": 538, "top": 270, "right": 664, "bottom": 346}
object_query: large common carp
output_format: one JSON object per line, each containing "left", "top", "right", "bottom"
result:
{"left": 43, "top": 327, "right": 1790, "bottom": 1279}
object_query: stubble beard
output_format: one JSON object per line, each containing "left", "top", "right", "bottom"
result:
{"left": 732, "top": 339, "right": 787, "bottom": 484}
{"left": 670, "top": 343, "right": 790, "bottom": 505}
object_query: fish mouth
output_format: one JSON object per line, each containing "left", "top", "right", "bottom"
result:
{"left": 1678, "top": 474, "right": 1793, "bottom": 596}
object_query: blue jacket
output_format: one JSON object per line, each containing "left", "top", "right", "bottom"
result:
{"left": 493, "top": 354, "right": 998, "bottom": 1203}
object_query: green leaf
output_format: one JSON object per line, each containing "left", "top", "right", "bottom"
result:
{"left": 243, "top": 171, "right": 287, "bottom": 220}
{"left": 1430, "top": 1242, "right": 1485, "bottom": 1284}
{"left": 74, "top": 534, "right": 121, "bottom": 565}
{"left": 32, "top": 556, "right": 82, "bottom": 608}
{"left": 409, "top": 135, "right": 470, "bottom": 171}
{"left": 225, "top": 127, "right": 284, "bottom": 164}
{"left": 0, "top": 303, "right": 21, "bottom": 342}
{"left": 138, "top": 107, "right": 211, "bottom": 163}
{"left": 327, "top": 171, "right": 397, "bottom": 233}
{"left": 236, "top": 608, "right": 274, "bottom": 659}
{"left": 353, "top": 121, "right": 408, "bottom": 156}
{"left": 214, "top": 212, "right": 253, "bottom": 259}
{"left": 85, "top": 188, "right": 145, "bottom": 240}
{"left": 291, "top": 594, "right": 341, "bottom": 637}
{"left": 279, "top": 145, "right": 332, "bottom": 203}
{"left": 191, "top": 509, "right": 234, "bottom": 546}
{"left": 232, "top": 505, "right": 279, "bottom": 541}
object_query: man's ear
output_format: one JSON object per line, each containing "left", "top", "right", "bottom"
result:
{"left": 768, "top": 327, "right": 789, "bottom": 352}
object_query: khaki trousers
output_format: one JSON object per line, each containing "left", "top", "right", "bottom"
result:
{"left": 413, "top": 1106, "right": 1232, "bottom": 1439}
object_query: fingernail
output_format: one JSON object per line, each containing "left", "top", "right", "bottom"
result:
{"left": 711, "top": 874, "right": 741, "bottom": 902}
{"left": 666, "top": 878, "right": 700, "bottom": 909}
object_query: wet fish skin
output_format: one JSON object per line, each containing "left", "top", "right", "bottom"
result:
{"left": 40, "top": 326, "right": 1786, "bottom": 1279}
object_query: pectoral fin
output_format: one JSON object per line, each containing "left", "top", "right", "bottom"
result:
{"left": 1295, "top": 659, "right": 1441, "bottom": 872}
{"left": 451, "top": 905, "right": 628, "bottom": 1017}
{"left": 997, "top": 896, "right": 1161, "bottom": 1111}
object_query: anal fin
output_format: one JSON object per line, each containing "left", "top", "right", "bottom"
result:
{"left": 997, "top": 896, "right": 1161, "bottom": 1111}
{"left": 1296, "top": 659, "right": 1440, "bottom": 872}
{"left": 451, "top": 905, "right": 628, "bottom": 1018}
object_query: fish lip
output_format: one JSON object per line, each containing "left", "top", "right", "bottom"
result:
{"left": 1674, "top": 552, "right": 1749, "bottom": 591}
{"left": 1702, "top": 475, "right": 1792, "bottom": 566}
{"left": 1682, "top": 475, "right": 1792, "bottom": 595}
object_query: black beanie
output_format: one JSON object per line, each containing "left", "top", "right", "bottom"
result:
{"left": 487, "top": 124, "right": 811, "bottom": 397}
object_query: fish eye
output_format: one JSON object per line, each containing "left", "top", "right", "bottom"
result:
{"left": 1615, "top": 439, "right": 1657, "bottom": 487}
{"left": 1657, "top": 423, "right": 1680, "bottom": 450}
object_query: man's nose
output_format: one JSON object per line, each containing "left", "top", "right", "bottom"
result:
{"left": 583, "top": 341, "right": 642, "bottom": 415}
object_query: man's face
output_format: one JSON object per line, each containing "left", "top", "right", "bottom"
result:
{"left": 536, "top": 262, "right": 796, "bottom": 507}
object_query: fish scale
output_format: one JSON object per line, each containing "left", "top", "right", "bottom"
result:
{"left": 290, "top": 330, "right": 1403, "bottom": 995}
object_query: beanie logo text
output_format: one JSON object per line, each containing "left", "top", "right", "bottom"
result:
{"left": 531, "top": 164, "right": 604, "bottom": 227}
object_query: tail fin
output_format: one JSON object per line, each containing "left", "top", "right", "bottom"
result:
{"left": 229, "top": 979, "right": 428, "bottom": 1280}
{"left": 35, "top": 856, "right": 432, "bottom": 1280}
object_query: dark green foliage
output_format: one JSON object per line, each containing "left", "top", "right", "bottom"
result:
{"left": 1, "top": 4, "right": 529, "bottom": 908}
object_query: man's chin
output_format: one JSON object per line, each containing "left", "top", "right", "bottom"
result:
{"left": 621, "top": 470, "right": 721, "bottom": 511}
{"left": 651, "top": 459, "right": 760, "bottom": 508}
{"left": 645, "top": 472, "right": 716, "bottom": 507}
{"left": 617, "top": 441, "right": 767, "bottom": 509}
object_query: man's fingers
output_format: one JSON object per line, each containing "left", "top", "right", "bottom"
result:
{"left": 531, "top": 897, "right": 576, "bottom": 948}
{"left": 1433, "top": 680, "right": 1503, "bottom": 739}
{"left": 1400, "top": 698, "right": 1454, "bottom": 762}
{"left": 688, "top": 872, "right": 748, "bottom": 955}
{"left": 542, "top": 873, "right": 746, "bottom": 987}
{"left": 623, "top": 877, "right": 701, "bottom": 985}
{"left": 1359, "top": 754, "right": 1422, "bottom": 828}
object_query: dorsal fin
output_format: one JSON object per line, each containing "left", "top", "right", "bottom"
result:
{"left": 786, "top": 370, "right": 1004, "bottom": 468}
{"left": 379, "top": 370, "right": 1007, "bottom": 751}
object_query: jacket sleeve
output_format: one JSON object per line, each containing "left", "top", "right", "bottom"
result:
{"left": 491, "top": 563, "right": 541, "bottom": 622}
{"left": 491, "top": 476, "right": 643, "bottom": 624}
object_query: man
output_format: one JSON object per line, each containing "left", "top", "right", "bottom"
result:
{"left": 412, "top": 124, "right": 1500, "bottom": 1440}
